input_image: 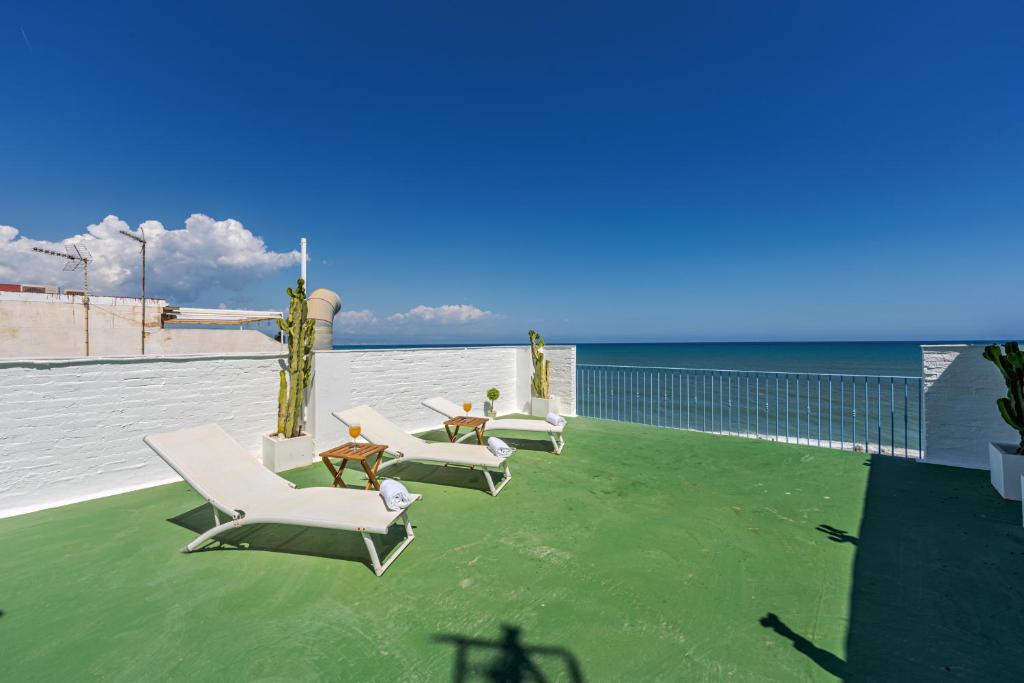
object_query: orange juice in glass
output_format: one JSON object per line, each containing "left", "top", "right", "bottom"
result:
{"left": 348, "top": 423, "right": 362, "bottom": 441}
{"left": 463, "top": 402, "right": 472, "bottom": 415}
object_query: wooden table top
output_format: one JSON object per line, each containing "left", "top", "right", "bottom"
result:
{"left": 444, "top": 416, "right": 489, "bottom": 428}
{"left": 319, "top": 442, "right": 388, "bottom": 461}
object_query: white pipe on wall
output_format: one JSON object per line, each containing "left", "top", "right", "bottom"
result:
{"left": 300, "top": 237, "right": 307, "bottom": 284}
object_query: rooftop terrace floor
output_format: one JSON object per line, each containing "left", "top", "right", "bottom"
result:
{"left": 2, "top": 417, "right": 1023, "bottom": 681}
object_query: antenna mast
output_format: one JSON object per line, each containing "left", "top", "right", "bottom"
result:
{"left": 32, "top": 244, "right": 92, "bottom": 356}
{"left": 119, "top": 228, "right": 147, "bottom": 354}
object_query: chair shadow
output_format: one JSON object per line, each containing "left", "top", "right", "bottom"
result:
{"left": 167, "top": 503, "right": 410, "bottom": 573}
{"left": 495, "top": 436, "right": 557, "bottom": 453}
{"left": 383, "top": 461, "right": 507, "bottom": 495}
{"left": 434, "top": 623, "right": 585, "bottom": 682}
{"left": 759, "top": 612, "right": 846, "bottom": 679}
{"left": 816, "top": 524, "right": 858, "bottom": 545}
{"left": 420, "top": 430, "right": 558, "bottom": 454}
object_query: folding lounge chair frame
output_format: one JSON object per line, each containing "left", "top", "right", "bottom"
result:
{"left": 422, "top": 397, "right": 566, "bottom": 454}
{"left": 145, "top": 424, "right": 418, "bottom": 576}
{"left": 333, "top": 406, "right": 513, "bottom": 496}
{"left": 375, "top": 450, "right": 512, "bottom": 497}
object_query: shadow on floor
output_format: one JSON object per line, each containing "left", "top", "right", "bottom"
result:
{"left": 167, "top": 504, "right": 410, "bottom": 572}
{"left": 382, "top": 461, "right": 506, "bottom": 495}
{"left": 434, "top": 624, "right": 585, "bottom": 682}
{"left": 420, "top": 430, "right": 558, "bottom": 454}
{"left": 815, "top": 524, "right": 858, "bottom": 545}
{"left": 842, "top": 455, "right": 1024, "bottom": 679}
{"left": 760, "top": 612, "right": 846, "bottom": 679}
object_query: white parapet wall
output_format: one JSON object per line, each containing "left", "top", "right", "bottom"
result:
{"left": 0, "top": 353, "right": 282, "bottom": 518}
{"left": 309, "top": 345, "right": 577, "bottom": 451}
{"left": 0, "top": 345, "right": 576, "bottom": 518}
{"left": 922, "top": 344, "right": 1018, "bottom": 470}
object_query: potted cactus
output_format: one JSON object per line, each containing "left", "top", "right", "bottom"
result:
{"left": 486, "top": 387, "right": 500, "bottom": 417}
{"left": 262, "top": 279, "right": 316, "bottom": 472}
{"left": 983, "top": 342, "right": 1024, "bottom": 500}
{"left": 528, "top": 330, "right": 561, "bottom": 417}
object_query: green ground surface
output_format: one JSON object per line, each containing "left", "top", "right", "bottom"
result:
{"left": 1, "top": 417, "right": 1022, "bottom": 681}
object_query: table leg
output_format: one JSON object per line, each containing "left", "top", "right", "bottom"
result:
{"left": 323, "top": 456, "right": 349, "bottom": 488}
{"left": 362, "top": 455, "right": 382, "bottom": 491}
{"left": 445, "top": 424, "right": 459, "bottom": 442}
{"left": 474, "top": 426, "right": 485, "bottom": 445}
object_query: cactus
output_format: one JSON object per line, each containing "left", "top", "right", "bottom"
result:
{"left": 275, "top": 279, "right": 316, "bottom": 438}
{"left": 528, "top": 329, "right": 549, "bottom": 399}
{"left": 982, "top": 342, "right": 1024, "bottom": 454}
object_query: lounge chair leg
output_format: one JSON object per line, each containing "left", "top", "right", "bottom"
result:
{"left": 482, "top": 469, "right": 497, "bottom": 496}
{"left": 183, "top": 519, "right": 243, "bottom": 553}
{"left": 550, "top": 433, "right": 565, "bottom": 454}
{"left": 362, "top": 532, "right": 383, "bottom": 576}
{"left": 362, "top": 516, "right": 416, "bottom": 577}
{"left": 481, "top": 463, "right": 512, "bottom": 497}
{"left": 376, "top": 457, "right": 402, "bottom": 474}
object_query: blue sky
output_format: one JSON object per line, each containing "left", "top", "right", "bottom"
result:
{"left": 2, "top": 2, "right": 1022, "bottom": 343}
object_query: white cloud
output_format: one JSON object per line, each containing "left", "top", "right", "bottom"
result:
{"left": 336, "top": 309, "right": 378, "bottom": 326}
{"left": 388, "top": 304, "right": 491, "bottom": 324}
{"left": 0, "top": 214, "right": 299, "bottom": 303}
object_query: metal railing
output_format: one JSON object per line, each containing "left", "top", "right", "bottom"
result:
{"left": 576, "top": 364, "right": 923, "bottom": 457}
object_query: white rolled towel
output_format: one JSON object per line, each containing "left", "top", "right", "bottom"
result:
{"left": 545, "top": 412, "right": 566, "bottom": 427}
{"left": 379, "top": 479, "right": 413, "bottom": 511}
{"left": 487, "top": 436, "right": 515, "bottom": 459}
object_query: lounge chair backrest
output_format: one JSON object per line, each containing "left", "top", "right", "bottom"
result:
{"left": 144, "top": 423, "right": 292, "bottom": 513}
{"left": 422, "top": 397, "right": 461, "bottom": 418}
{"left": 333, "top": 405, "right": 425, "bottom": 454}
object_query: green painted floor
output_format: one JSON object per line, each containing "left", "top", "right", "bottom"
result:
{"left": 1, "top": 417, "right": 1021, "bottom": 681}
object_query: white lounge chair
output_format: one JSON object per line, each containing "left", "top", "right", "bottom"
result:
{"left": 333, "top": 405, "right": 513, "bottom": 496}
{"left": 422, "top": 397, "right": 567, "bottom": 454}
{"left": 144, "top": 423, "right": 420, "bottom": 576}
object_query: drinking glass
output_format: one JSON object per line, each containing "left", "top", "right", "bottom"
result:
{"left": 463, "top": 402, "right": 472, "bottom": 415}
{"left": 348, "top": 423, "right": 362, "bottom": 441}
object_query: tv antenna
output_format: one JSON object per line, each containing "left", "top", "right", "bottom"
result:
{"left": 32, "top": 243, "right": 93, "bottom": 356}
{"left": 119, "top": 227, "right": 147, "bottom": 355}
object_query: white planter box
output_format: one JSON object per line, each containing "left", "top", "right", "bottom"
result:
{"left": 262, "top": 433, "right": 314, "bottom": 473}
{"left": 989, "top": 442, "right": 1024, "bottom": 500}
{"left": 530, "top": 396, "right": 562, "bottom": 417}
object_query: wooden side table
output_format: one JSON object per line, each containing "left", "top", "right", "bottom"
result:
{"left": 319, "top": 442, "right": 388, "bottom": 490}
{"left": 444, "top": 416, "right": 489, "bottom": 445}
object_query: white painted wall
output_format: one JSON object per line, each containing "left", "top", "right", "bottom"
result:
{"left": 0, "top": 353, "right": 282, "bottom": 518}
{"left": 922, "top": 344, "right": 1019, "bottom": 469}
{"left": 546, "top": 345, "right": 577, "bottom": 416}
{"left": 309, "top": 346, "right": 522, "bottom": 450}
{"left": 1, "top": 345, "right": 577, "bottom": 518}
{"left": 0, "top": 292, "right": 282, "bottom": 358}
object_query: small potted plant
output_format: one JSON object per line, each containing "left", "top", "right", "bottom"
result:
{"left": 982, "top": 342, "right": 1024, "bottom": 500}
{"left": 486, "top": 387, "right": 500, "bottom": 417}
{"left": 528, "top": 329, "right": 561, "bottom": 417}
{"left": 262, "top": 279, "right": 316, "bottom": 472}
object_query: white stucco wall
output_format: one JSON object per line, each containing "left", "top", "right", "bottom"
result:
{"left": 922, "top": 344, "right": 1019, "bottom": 469}
{"left": 309, "top": 346, "right": 522, "bottom": 450}
{"left": 545, "top": 345, "right": 577, "bottom": 416}
{"left": 0, "top": 353, "right": 282, "bottom": 518}
{"left": 0, "top": 293, "right": 283, "bottom": 358}
{"left": 1, "top": 345, "right": 577, "bottom": 518}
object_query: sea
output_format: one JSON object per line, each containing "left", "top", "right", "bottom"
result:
{"left": 332, "top": 341, "right": 970, "bottom": 453}
{"left": 334, "top": 341, "right": 938, "bottom": 376}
